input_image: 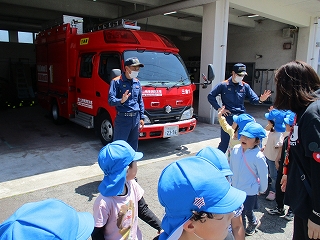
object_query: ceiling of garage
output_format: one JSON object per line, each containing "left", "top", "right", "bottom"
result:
{"left": 0, "top": 0, "right": 319, "bottom": 36}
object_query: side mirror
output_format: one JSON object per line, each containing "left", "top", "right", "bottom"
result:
{"left": 192, "top": 64, "right": 215, "bottom": 88}
{"left": 207, "top": 64, "right": 215, "bottom": 82}
{"left": 201, "top": 64, "right": 215, "bottom": 88}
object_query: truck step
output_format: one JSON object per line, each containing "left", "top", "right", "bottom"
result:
{"left": 70, "top": 111, "right": 94, "bottom": 129}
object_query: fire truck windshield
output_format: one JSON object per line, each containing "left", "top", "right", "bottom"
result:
{"left": 124, "top": 51, "right": 190, "bottom": 87}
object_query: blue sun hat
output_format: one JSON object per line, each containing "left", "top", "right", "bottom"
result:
{"left": 0, "top": 199, "right": 94, "bottom": 240}
{"left": 233, "top": 113, "right": 256, "bottom": 139}
{"left": 98, "top": 140, "right": 143, "bottom": 197}
{"left": 284, "top": 110, "right": 296, "bottom": 126}
{"left": 265, "top": 109, "right": 286, "bottom": 132}
{"left": 196, "top": 146, "right": 233, "bottom": 177}
{"left": 158, "top": 156, "right": 246, "bottom": 240}
{"left": 239, "top": 121, "right": 266, "bottom": 139}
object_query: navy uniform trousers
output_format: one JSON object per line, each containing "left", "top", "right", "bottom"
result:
{"left": 113, "top": 112, "right": 140, "bottom": 151}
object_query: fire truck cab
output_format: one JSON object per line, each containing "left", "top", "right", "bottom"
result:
{"left": 35, "top": 19, "right": 213, "bottom": 145}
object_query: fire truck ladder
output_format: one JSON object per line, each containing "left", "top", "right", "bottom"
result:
{"left": 86, "top": 19, "right": 140, "bottom": 32}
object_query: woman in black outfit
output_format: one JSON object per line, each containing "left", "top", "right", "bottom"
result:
{"left": 273, "top": 61, "right": 320, "bottom": 240}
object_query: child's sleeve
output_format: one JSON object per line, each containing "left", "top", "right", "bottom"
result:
{"left": 274, "top": 132, "right": 284, "bottom": 148}
{"left": 278, "top": 137, "right": 288, "bottom": 173}
{"left": 91, "top": 226, "right": 106, "bottom": 240}
{"left": 229, "top": 145, "right": 240, "bottom": 175}
{"left": 93, "top": 196, "right": 110, "bottom": 228}
{"left": 256, "top": 153, "right": 269, "bottom": 193}
{"left": 218, "top": 116, "right": 234, "bottom": 137}
{"left": 229, "top": 147, "right": 235, "bottom": 171}
{"left": 138, "top": 197, "right": 162, "bottom": 232}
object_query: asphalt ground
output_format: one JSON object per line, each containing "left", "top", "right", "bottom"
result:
{"left": 0, "top": 103, "right": 293, "bottom": 239}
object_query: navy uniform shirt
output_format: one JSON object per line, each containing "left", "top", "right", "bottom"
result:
{"left": 208, "top": 77, "right": 260, "bottom": 115}
{"left": 108, "top": 73, "right": 145, "bottom": 120}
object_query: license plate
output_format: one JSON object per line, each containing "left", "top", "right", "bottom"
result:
{"left": 163, "top": 125, "right": 179, "bottom": 138}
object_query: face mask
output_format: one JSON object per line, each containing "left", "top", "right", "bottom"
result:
{"left": 234, "top": 75, "right": 244, "bottom": 83}
{"left": 193, "top": 232, "right": 203, "bottom": 239}
{"left": 129, "top": 70, "right": 139, "bottom": 79}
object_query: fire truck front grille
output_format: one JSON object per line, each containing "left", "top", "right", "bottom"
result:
{"left": 145, "top": 107, "right": 187, "bottom": 124}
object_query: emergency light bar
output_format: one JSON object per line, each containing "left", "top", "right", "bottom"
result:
{"left": 104, "top": 30, "right": 139, "bottom": 44}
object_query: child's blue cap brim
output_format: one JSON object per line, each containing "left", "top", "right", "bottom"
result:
{"left": 158, "top": 156, "right": 246, "bottom": 240}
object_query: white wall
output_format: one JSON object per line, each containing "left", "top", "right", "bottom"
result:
{"left": 227, "top": 20, "right": 296, "bottom": 69}
{"left": 226, "top": 19, "right": 296, "bottom": 102}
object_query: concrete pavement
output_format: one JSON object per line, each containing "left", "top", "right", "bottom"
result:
{"left": 0, "top": 104, "right": 221, "bottom": 199}
{"left": 0, "top": 103, "right": 293, "bottom": 239}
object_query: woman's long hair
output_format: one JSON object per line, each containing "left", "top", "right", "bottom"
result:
{"left": 273, "top": 60, "right": 320, "bottom": 112}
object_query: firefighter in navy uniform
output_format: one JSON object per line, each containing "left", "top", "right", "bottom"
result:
{"left": 108, "top": 57, "right": 145, "bottom": 151}
{"left": 108, "top": 58, "right": 164, "bottom": 235}
{"left": 208, "top": 63, "right": 271, "bottom": 153}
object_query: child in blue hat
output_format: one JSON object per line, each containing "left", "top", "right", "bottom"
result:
{"left": 0, "top": 198, "right": 94, "bottom": 240}
{"left": 155, "top": 156, "right": 246, "bottom": 240}
{"left": 229, "top": 121, "right": 268, "bottom": 236}
{"left": 266, "top": 110, "right": 296, "bottom": 221}
{"left": 92, "top": 140, "right": 145, "bottom": 240}
{"left": 218, "top": 106, "right": 255, "bottom": 161}
{"left": 196, "top": 146, "right": 245, "bottom": 240}
{"left": 262, "top": 108, "right": 286, "bottom": 201}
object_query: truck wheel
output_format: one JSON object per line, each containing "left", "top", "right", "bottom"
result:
{"left": 51, "top": 101, "right": 65, "bottom": 125}
{"left": 96, "top": 112, "right": 113, "bottom": 145}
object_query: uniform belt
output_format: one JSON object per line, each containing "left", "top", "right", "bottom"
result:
{"left": 118, "top": 112, "right": 137, "bottom": 117}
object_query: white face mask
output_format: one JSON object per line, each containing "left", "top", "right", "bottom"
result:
{"left": 234, "top": 75, "right": 244, "bottom": 83}
{"left": 129, "top": 70, "right": 139, "bottom": 79}
{"left": 193, "top": 232, "right": 203, "bottom": 239}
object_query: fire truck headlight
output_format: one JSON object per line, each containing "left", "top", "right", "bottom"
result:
{"left": 143, "top": 115, "right": 151, "bottom": 124}
{"left": 180, "top": 108, "right": 194, "bottom": 120}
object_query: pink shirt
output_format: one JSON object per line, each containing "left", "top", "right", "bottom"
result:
{"left": 93, "top": 179, "right": 144, "bottom": 240}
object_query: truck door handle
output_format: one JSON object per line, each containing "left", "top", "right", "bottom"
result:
{"left": 96, "top": 91, "right": 100, "bottom": 97}
{"left": 77, "top": 88, "right": 81, "bottom": 93}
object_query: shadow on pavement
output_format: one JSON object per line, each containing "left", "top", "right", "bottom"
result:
{"left": 75, "top": 180, "right": 100, "bottom": 201}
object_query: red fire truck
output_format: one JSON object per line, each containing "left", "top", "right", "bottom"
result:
{"left": 35, "top": 19, "right": 214, "bottom": 145}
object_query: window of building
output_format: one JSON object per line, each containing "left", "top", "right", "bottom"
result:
{"left": 0, "top": 30, "right": 9, "bottom": 42}
{"left": 18, "top": 31, "right": 34, "bottom": 44}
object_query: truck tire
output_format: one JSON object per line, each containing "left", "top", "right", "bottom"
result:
{"left": 51, "top": 101, "right": 65, "bottom": 125}
{"left": 95, "top": 112, "right": 113, "bottom": 145}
